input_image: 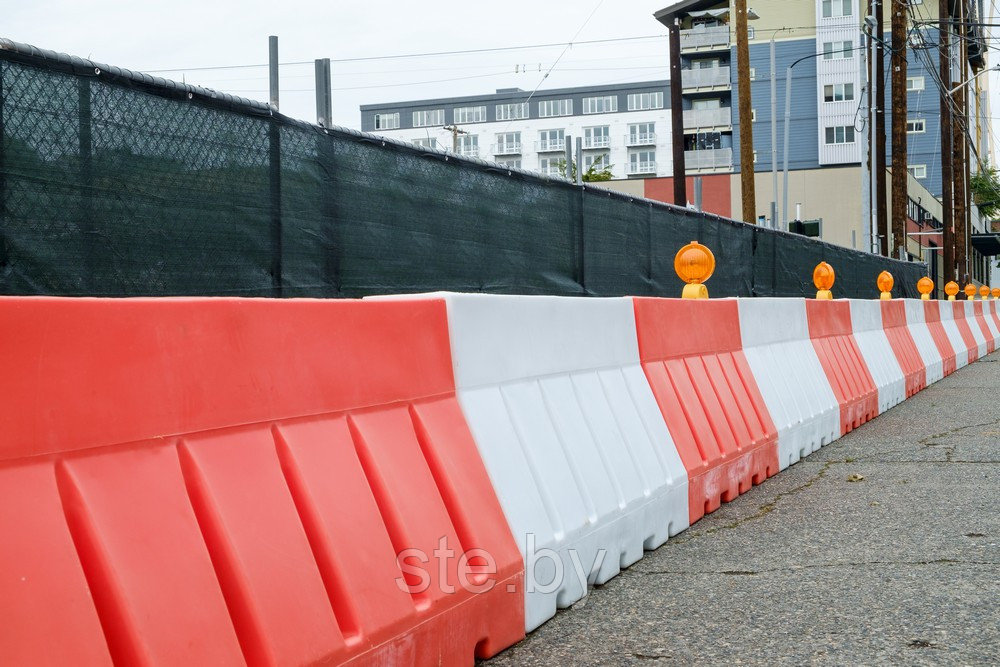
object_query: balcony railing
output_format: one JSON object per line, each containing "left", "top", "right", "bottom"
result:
{"left": 625, "top": 133, "right": 656, "bottom": 147}
{"left": 679, "top": 26, "right": 730, "bottom": 51}
{"left": 536, "top": 139, "right": 565, "bottom": 152}
{"left": 492, "top": 143, "right": 522, "bottom": 155}
{"left": 683, "top": 107, "right": 732, "bottom": 129}
{"left": 540, "top": 165, "right": 565, "bottom": 177}
{"left": 684, "top": 147, "right": 733, "bottom": 170}
{"left": 583, "top": 136, "right": 611, "bottom": 149}
{"left": 681, "top": 66, "right": 730, "bottom": 89}
{"left": 626, "top": 161, "right": 657, "bottom": 175}
{"left": 456, "top": 146, "right": 480, "bottom": 158}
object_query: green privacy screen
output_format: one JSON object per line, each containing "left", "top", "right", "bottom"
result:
{"left": 0, "top": 40, "right": 924, "bottom": 298}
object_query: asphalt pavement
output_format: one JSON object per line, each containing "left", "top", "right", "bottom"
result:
{"left": 485, "top": 352, "right": 1000, "bottom": 666}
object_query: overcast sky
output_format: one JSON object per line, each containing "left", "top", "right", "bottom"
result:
{"left": 5, "top": 0, "right": 998, "bottom": 152}
{"left": 6, "top": 0, "right": 673, "bottom": 128}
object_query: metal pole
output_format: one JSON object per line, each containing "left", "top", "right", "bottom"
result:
{"left": 564, "top": 135, "right": 573, "bottom": 179}
{"left": 770, "top": 35, "right": 778, "bottom": 228}
{"left": 782, "top": 65, "right": 792, "bottom": 228}
{"left": 268, "top": 36, "right": 279, "bottom": 110}
{"left": 314, "top": 58, "right": 331, "bottom": 127}
{"left": 669, "top": 18, "right": 687, "bottom": 206}
{"left": 861, "top": 14, "right": 872, "bottom": 253}
{"left": 694, "top": 176, "right": 703, "bottom": 211}
{"left": 575, "top": 136, "right": 583, "bottom": 184}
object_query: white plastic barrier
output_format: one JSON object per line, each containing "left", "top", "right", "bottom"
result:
{"left": 439, "top": 294, "right": 689, "bottom": 631}
{"left": 939, "top": 301, "right": 971, "bottom": 370}
{"left": 903, "top": 300, "right": 945, "bottom": 385}
{"left": 737, "top": 298, "right": 840, "bottom": 470}
{"left": 848, "top": 300, "right": 906, "bottom": 414}
{"left": 963, "top": 301, "right": 989, "bottom": 358}
{"left": 984, "top": 301, "right": 1000, "bottom": 345}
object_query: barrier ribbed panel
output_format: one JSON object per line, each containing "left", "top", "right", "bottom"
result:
{"left": 633, "top": 298, "right": 779, "bottom": 523}
{"left": 805, "top": 301, "right": 879, "bottom": 434}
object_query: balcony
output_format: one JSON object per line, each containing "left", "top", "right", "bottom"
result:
{"left": 583, "top": 136, "right": 611, "bottom": 149}
{"left": 625, "top": 133, "right": 656, "bottom": 147}
{"left": 681, "top": 66, "right": 731, "bottom": 90}
{"left": 626, "top": 161, "right": 657, "bottom": 176}
{"left": 455, "top": 146, "right": 480, "bottom": 158}
{"left": 536, "top": 139, "right": 565, "bottom": 152}
{"left": 492, "top": 143, "right": 522, "bottom": 156}
{"left": 679, "top": 26, "right": 730, "bottom": 52}
{"left": 683, "top": 107, "right": 732, "bottom": 129}
{"left": 684, "top": 147, "right": 732, "bottom": 171}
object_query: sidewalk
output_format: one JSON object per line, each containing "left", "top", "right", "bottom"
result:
{"left": 486, "top": 352, "right": 1000, "bottom": 665}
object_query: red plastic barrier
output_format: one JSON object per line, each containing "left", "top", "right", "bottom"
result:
{"left": 972, "top": 302, "right": 996, "bottom": 354}
{"left": 805, "top": 301, "right": 878, "bottom": 434}
{"left": 922, "top": 301, "right": 958, "bottom": 377}
{"left": 634, "top": 298, "right": 778, "bottom": 523}
{"left": 880, "top": 301, "right": 926, "bottom": 397}
{"left": 951, "top": 301, "right": 980, "bottom": 364}
{"left": 0, "top": 298, "right": 524, "bottom": 666}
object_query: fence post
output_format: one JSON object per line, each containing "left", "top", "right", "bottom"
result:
{"left": 269, "top": 119, "right": 282, "bottom": 296}
{"left": 78, "top": 77, "right": 95, "bottom": 293}
{"left": 0, "top": 63, "right": 7, "bottom": 274}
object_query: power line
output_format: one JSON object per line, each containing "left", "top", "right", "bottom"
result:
{"left": 142, "top": 33, "right": 663, "bottom": 74}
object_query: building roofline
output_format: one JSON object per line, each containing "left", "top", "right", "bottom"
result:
{"left": 360, "top": 79, "right": 670, "bottom": 111}
{"left": 653, "top": 0, "right": 723, "bottom": 25}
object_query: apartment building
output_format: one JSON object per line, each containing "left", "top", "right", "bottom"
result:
{"left": 359, "top": 81, "right": 676, "bottom": 180}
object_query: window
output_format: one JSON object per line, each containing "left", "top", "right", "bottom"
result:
{"left": 824, "top": 83, "right": 855, "bottom": 102}
{"left": 824, "top": 125, "right": 856, "bottom": 144}
{"left": 411, "top": 137, "right": 438, "bottom": 149}
{"left": 584, "top": 126, "right": 610, "bottom": 148}
{"left": 496, "top": 102, "right": 528, "bottom": 121}
{"left": 582, "top": 95, "right": 618, "bottom": 114}
{"left": 539, "top": 99, "right": 573, "bottom": 117}
{"left": 373, "top": 113, "right": 399, "bottom": 130}
{"left": 629, "top": 122, "right": 656, "bottom": 145}
{"left": 627, "top": 91, "right": 664, "bottom": 111}
{"left": 538, "top": 156, "right": 563, "bottom": 176}
{"left": 496, "top": 158, "right": 522, "bottom": 169}
{"left": 908, "top": 164, "right": 927, "bottom": 178}
{"left": 538, "top": 128, "right": 565, "bottom": 151}
{"left": 584, "top": 152, "right": 610, "bottom": 170}
{"left": 455, "top": 134, "right": 478, "bottom": 157}
{"left": 906, "top": 118, "right": 926, "bottom": 133}
{"left": 906, "top": 76, "right": 925, "bottom": 91}
{"left": 453, "top": 105, "right": 486, "bottom": 123}
{"left": 822, "top": 0, "right": 853, "bottom": 17}
{"left": 627, "top": 150, "right": 656, "bottom": 175}
{"left": 692, "top": 98, "right": 721, "bottom": 110}
{"left": 494, "top": 131, "right": 521, "bottom": 154}
{"left": 412, "top": 109, "right": 444, "bottom": 127}
{"left": 822, "top": 40, "right": 853, "bottom": 60}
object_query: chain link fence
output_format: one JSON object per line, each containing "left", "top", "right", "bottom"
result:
{"left": 0, "top": 40, "right": 924, "bottom": 298}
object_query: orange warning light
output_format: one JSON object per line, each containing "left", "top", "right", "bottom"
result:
{"left": 945, "top": 281, "right": 960, "bottom": 301}
{"left": 674, "top": 241, "right": 715, "bottom": 299}
{"left": 979, "top": 285, "right": 990, "bottom": 300}
{"left": 917, "top": 277, "right": 934, "bottom": 301}
{"left": 877, "top": 271, "right": 894, "bottom": 300}
{"left": 992, "top": 287, "right": 1000, "bottom": 300}
{"left": 813, "top": 262, "right": 835, "bottom": 300}
{"left": 964, "top": 283, "right": 977, "bottom": 300}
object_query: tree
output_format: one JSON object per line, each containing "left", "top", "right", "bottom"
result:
{"left": 555, "top": 154, "right": 614, "bottom": 182}
{"left": 970, "top": 163, "right": 1000, "bottom": 221}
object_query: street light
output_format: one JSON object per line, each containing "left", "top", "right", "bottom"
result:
{"left": 948, "top": 65, "right": 1000, "bottom": 96}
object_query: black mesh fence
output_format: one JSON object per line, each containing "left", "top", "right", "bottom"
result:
{"left": 0, "top": 41, "right": 925, "bottom": 299}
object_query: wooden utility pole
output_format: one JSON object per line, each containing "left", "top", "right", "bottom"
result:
{"left": 874, "top": 0, "right": 889, "bottom": 255}
{"left": 668, "top": 18, "right": 687, "bottom": 207}
{"left": 443, "top": 124, "right": 467, "bottom": 153}
{"left": 939, "top": 0, "right": 955, "bottom": 280}
{"left": 953, "top": 0, "right": 967, "bottom": 281}
{"left": 890, "top": 0, "right": 908, "bottom": 259}
{"left": 735, "top": 0, "right": 756, "bottom": 224}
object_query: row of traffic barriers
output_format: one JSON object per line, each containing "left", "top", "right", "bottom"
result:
{"left": 2, "top": 265, "right": 1000, "bottom": 665}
